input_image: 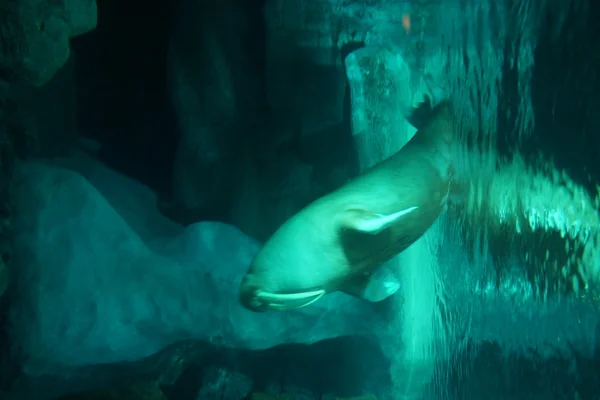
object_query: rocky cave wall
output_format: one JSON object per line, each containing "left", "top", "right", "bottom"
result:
{"left": 1, "top": 0, "right": 600, "bottom": 399}
{"left": 0, "top": 0, "right": 97, "bottom": 302}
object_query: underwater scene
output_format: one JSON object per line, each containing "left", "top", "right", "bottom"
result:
{"left": 0, "top": 0, "right": 599, "bottom": 399}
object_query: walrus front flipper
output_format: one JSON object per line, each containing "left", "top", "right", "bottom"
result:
{"left": 406, "top": 74, "right": 447, "bottom": 130}
{"left": 342, "top": 266, "right": 400, "bottom": 302}
{"left": 342, "top": 206, "right": 418, "bottom": 235}
{"left": 255, "top": 289, "right": 325, "bottom": 311}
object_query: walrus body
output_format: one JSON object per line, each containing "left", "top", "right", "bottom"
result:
{"left": 240, "top": 98, "right": 456, "bottom": 312}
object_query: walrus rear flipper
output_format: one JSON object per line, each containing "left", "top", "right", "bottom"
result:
{"left": 342, "top": 265, "right": 400, "bottom": 302}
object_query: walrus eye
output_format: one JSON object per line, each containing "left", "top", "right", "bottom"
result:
{"left": 256, "top": 289, "right": 326, "bottom": 311}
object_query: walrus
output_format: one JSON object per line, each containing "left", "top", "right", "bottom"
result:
{"left": 240, "top": 85, "right": 456, "bottom": 312}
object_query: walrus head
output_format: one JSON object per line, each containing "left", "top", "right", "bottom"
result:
{"left": 240, "top": 203, "right": 419, "bottom": 312}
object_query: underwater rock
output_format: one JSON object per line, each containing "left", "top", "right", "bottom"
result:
{"left": 245, "top": 394, "right": 293, "bottom": 400}
{"left": 196, "top": 367, "right": 253, "bottom": 400}
{"left": 0, "top": 258, "right": 7, "bottom": 296}
{"left": 57, "top": 381, "right": 166, "bottom": 400}
{"left": 245, "top": 394, "right": 377, "bottom": 400}
{"left": 344, "top": 45, "right": 414, "bottom": 170}
{"left": 167, "top": 0, "right": 264, "bottom": 221}
{"left": 166, "top": 0, "right": 327, "bottom": 241}
{"left": 6, "top": 157, "right": 383, "bottom": 399}
{"left": 325, "top": 396, "right": 377, "bottom": 400}
{"left": 0, "top": 0, "right": 97, "bottom": 86}
{"left": 264, "top": 0, "right": 347, "bottom": 139}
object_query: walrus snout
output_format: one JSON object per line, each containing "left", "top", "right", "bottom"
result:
{"left": 239, "top": 274, "right": 326, "bottom": 312}
{"left": 239, "top": 277, "right": 269, "bottom": 312}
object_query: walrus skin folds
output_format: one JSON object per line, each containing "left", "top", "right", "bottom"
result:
{"left": 240, "top": 94, "right": 457, "bottom": 312}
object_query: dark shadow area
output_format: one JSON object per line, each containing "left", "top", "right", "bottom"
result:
{"left": 71, "top": 0, "right": 178, "bottom": 198}
{"left": 498, "top": 0, "right": 600, "bottom": 193}
{"left": 162, "top": 336, "right": 390, "bottom": 399}
{"left": 438, "top": 339, "right": 600, "bottom": 400}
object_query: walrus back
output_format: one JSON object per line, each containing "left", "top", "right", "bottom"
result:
{"left": 330, "top": 96, "right": 456, "bottom": 270}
